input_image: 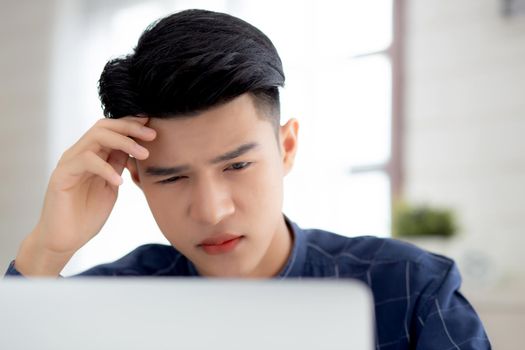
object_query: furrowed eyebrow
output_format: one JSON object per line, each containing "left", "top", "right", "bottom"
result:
{"left": 145, "top": 142, "right": 260, "bottom": 177}
{"left": 145, "top": 164, "right": 190, "bottom": 177}
{"left": 209, "top": 142, "right": 259, "bottom": 164}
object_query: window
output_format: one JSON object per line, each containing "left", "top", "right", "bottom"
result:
{"left": 230, "top": 0, "right": 396, "bottom": 237}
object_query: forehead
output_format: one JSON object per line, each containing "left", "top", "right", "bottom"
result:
{"left": 139, "top": 94, "right": 275, "bottom": 162}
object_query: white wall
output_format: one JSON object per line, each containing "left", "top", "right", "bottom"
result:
{"left": 404, "top": 1, "right": 525, "bottom": 348}
{"left": 0, "top": 0, "right": 56, "bottom": 271}
{"left": 405, "top": 0, "right": 525, "bottom": 291}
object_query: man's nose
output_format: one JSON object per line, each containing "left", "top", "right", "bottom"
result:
{"left": 188, "top": 178, "right": 235, "bottom": 225}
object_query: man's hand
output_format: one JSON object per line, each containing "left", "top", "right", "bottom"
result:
{"left": 15, "top": 117, "right": 156, "bottom": 276}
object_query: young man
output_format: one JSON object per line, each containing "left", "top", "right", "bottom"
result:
{"left": 5, "top": 9, "right": 490, "bottom": 349}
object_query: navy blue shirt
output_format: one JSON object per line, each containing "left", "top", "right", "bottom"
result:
{"left": 5, "top": 215, "right": 491, "bottom": 349}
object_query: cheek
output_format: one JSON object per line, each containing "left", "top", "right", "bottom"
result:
{"left": 141, "top": 186, "right": 185, "bottom": 234}
{"left": 241, "top": 161, "right": 283, "bottom": 209}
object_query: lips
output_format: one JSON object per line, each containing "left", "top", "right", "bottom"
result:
{"left": 199, "top": 233, "right": 243, "bottom": 246}
{"left": 199, "top": 235, "right": 244, "bottom": 255}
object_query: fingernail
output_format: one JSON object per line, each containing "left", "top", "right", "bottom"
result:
{"left": 134, "top": 143, "right": 149, "bottom": 157}
{"left": 141, "top": 126, "right": 155, "bottom": 135}
{"left": 113, "top": 174, "right": 123, "bottom": 186}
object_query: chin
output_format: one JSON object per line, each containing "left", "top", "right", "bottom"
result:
{"left": 200, "top": 260, "right": 255, "bottom": 278}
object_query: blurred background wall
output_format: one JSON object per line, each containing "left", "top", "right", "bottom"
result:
{"left": 403, "top": 2, "right": 525, "bottom": 347}
{"left": 0, "top": 0, "right": 53, "bottom": 270}
{"left": 1, "top": 0, "right": 524, "bottom": 348}
{"left": 406, "top": 0, "right": 525, "bottom": 290}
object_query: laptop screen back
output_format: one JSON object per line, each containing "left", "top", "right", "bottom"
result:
{"left": 0, "top": 278, "right": 374, "bottom": 350}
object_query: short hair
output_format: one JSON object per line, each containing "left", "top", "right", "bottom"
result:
{"left": 98, "top": 9, "right": 285, "bottom": 132}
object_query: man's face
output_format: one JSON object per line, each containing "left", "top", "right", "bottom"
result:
{"left": 128, "top": 93, "right": 299, "bottom": 277}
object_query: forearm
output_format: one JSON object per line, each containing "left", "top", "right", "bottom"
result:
{"left": 14, "top": 230, "right": 73, "bottom": 277}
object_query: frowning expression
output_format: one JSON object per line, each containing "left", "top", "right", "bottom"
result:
{"left": 128, "top": 93, "right": 299, "bottom": 277}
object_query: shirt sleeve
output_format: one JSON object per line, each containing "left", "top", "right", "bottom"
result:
{"left": 4, "top": 261, "right": 23, "bottom": 277}
{"left": 414, "top": 261, "right": 491, "bottom": 349}
{"left": 3, "top": 244, "right": 181, "bottom": 279}
{"left": 3, "top": 261, "right": 66, "bottom": 278}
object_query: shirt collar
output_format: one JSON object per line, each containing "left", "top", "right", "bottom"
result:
{"left": 276, "top": 214, "right": 307, "bottom": 278}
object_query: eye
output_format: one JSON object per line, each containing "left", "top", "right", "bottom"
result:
{"left": 226, "top": 162, "right": 252, "bottom": 171}
{"left": 159, "top": 176, "right": 187, "bottom": 184}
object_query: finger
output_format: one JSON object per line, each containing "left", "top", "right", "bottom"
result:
{"left": 107, "top": 150, "right": 129, "bottom": 175}
{"left": 69, "top": 128, "right": 151, "bottom": 162}
{"left": 60, "top": 117, "right": 156, "bottom": 165}
{"left": 121, "top": 115, "right": 149, "bottom": 123}
{"left": 93, "top": 117, "right": 156, "bottom": 141}
{"left": 65, "top": 151, "right": 123, "bottom": 187}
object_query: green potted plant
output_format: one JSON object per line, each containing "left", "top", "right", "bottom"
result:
{"left": 392, "top": 201, "right": 457, "bottom": 239}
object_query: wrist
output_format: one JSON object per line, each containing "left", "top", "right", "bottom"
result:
{"left": 15, "top": 229, "right": 74, "bottom": 277}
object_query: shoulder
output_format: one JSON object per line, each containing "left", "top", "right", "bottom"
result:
{"left": 298, "top": 227, "right": 488, "bottom": 347}
{"left": 303, "top": 227, "right": 450, "bottom": 263}
{"left": 76, "top": 243, "right": 186, "bottom": 276}
{"left": 302, "top": 227, "right": 454, "bottom": 279}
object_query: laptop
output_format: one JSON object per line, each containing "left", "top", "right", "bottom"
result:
{"left": 0, "top": 278, "right": 374, "bottom": 349}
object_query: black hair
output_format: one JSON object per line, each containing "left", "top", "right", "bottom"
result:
{"left": 98, "top": 9, "right": 285, "bottom": 132}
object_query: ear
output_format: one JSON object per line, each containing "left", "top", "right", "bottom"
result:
{"left": 126, "top": 156, "right": 143, "bottom": 189}
{"left": 279, "top": 118, "right": 300, "bottom": 176}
